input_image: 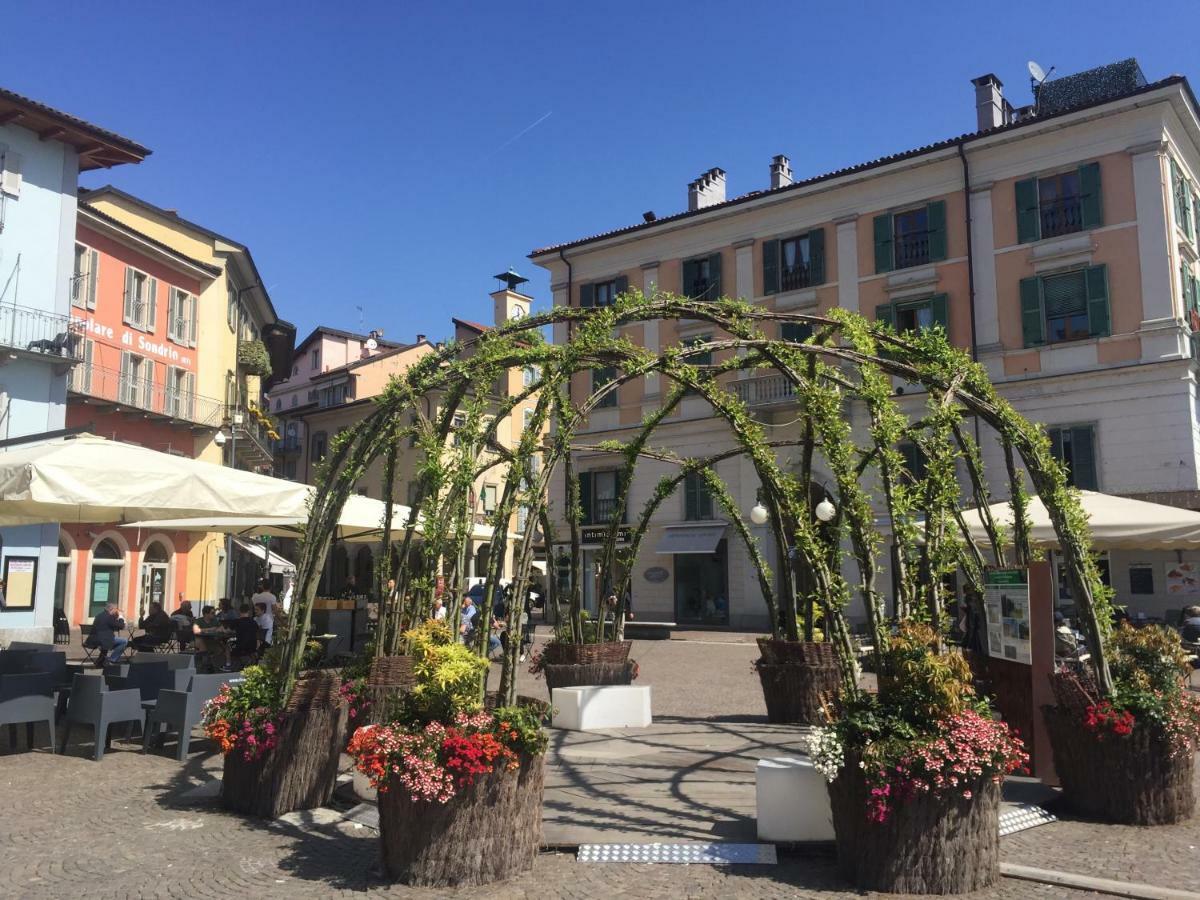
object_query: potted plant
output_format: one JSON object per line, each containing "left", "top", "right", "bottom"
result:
{"left": 1043, "top": 623, "right": 1199, "bottom": 824}
{"left": 755, "top": 602, "right": 840, "bottom": 725}
{"left": 810, "top": 622, "right": 1027, "bottom": 893}
{"left": 237, "top": 339, "right": 273, "bottom": 377}
{"left": 527, "top": 612, "right": 636, "bottom": 699}
{"left": 204, "top": 662, "right": 347, "bottom": 818}
{"left": 348, "top": 620, "right": 548, "bottom": 886}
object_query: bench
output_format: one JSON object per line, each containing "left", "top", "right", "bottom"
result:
{"left": 624, "top": 620, "right": 675, "bottom": 640}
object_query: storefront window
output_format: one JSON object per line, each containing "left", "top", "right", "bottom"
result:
{"left": 674, "top": 539, "right": 729, "bottom": 625}
{"left": 89, "top": 538, "right": 124, "bottom": 617}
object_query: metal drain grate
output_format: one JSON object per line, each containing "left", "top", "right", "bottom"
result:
{"left": 999, "top": 803, "right": 1057, "bottom": 836}
{"left": 578, "top": 843, "right": 777, "bottom": 864}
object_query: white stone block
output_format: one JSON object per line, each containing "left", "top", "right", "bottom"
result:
{"left": 756, "top": 757, "right": 834, "bottom": 842}
{"left": 551, "top": 685, "right": 652, "bottom": 731}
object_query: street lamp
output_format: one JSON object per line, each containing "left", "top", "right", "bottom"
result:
{"left": 815, "top": 496, "right": 837, "bottom": 523}
{"left": 750, "top": 489, "right": 769, "bottom": 525}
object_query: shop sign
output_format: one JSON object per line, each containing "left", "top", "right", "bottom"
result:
{"left": 643, "top": 566, "right": 669, "bottom": 583}
{"left": 580, "top": 525, "right": 632, "bottom": 545}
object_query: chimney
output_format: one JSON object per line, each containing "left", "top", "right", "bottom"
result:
{"left": 416, "top": 333, "right": 426, "bottom": 343}
{"left": 769, "top": 155, "right": 793, "bottom": 190}
{"left": 687, "top": 167, "right": 727, "bottom": 211}
{"left": 971, "top": 74, "right": 1008, "bottom": 131}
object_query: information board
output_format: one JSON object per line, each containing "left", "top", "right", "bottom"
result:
{"left": 983, "top": 568, "right": 1031, "bottom": 664}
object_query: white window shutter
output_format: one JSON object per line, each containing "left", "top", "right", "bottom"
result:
{"left": 87, "top": 249, "right": 99, "bottom": 309}
{"left": 146, "top": 278, "right": 157, "bottom": 332}
{"left": 190, "top": 295, "right": 198, "bottom": 347}
{"left": 166, "top": 290, "right": 177, "bottom": 341}
{"left": 1, "top": 149, "right": 22, "bottom": 197}
{"left": 123, "top": 268, "right": 135, "bottom": 324}
{"left": 185, "top": 371, "right": 195, "bottom": 419}
{"left": 143, "top": 359, "right": 155, "bottom": 409}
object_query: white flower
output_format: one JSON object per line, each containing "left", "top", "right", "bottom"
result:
{"left": 806, "top": 727, "right": 844, "bottom": 782}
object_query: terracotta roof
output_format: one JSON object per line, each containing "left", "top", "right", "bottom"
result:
{"left": 0, "top": 86, "right": 149, "bottom": 171}
{"left": 452, "top": 318, "right": 492, "bottom": 333}
{"left": 529, "top": 75, "right": 1192, "bottom": 258}
{"left": 293, "top": 325, "right": 403, "bottom": 357}
{"left": 78, "top": 203, "right": 221, "bottom": 276}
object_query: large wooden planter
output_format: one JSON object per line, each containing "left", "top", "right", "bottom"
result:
{"left": 754, "top": 639, "right": 840, "bottom": 725}
{"left": 378, "top": 751, "right": 545, "bottom": 887}
{"left": 366, "top": 654, "right": 416, "bottom": 724}
{"left": 542, "top": 661, "right": 636, "bottom": 699}
{"left": 539, "top": 640, "right": 631, "bottom": 666}
{"left": 828, "top": 764, "right": 1001, "bottom": 894}
{"left": 1043, "top": 705, "right": 1195, "bottom": 825}
{"left": 221, "top": 670, "right": 349, "bottom": 819}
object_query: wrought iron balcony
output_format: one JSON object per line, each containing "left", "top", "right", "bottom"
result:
{"left": 68, "top": 362, "right": 225, "bottom": 426}
{"left": 585, "top": 496, "right": 623, "bottom": 525}
{"left": 1039, "top": 197, "right": 1083, "bottom": 239}
{"left": 0, "top": 303, "right": 84, "bottom": 364}
{"left": 733, "top": 373, "right": 797, "bottom": 408}
{"left": 894, "top": 231, "right": 931, "bottom": 270}
{"left": 780, "top": 263, "right": 813, "bottom": 293}
{"left": 272, "top": 434, "right": 303, "bottom": 455}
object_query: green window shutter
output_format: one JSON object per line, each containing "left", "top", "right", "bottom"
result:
{"left": 1078, "top": 162, "right": 1103, "bottom": 229}
{"left": 762, "top": 239, "right": 780, "bottom": 294}
{"left": 807, "top": 228, "right": 825, "bottom": 285}
{"left": 1070, "top": 426, "right": 1098, "bottom": 490}
{"left": 708, "top": 252, "right": 722, "bottom": 299}
{"left": 873, "top": 214, "right": 894, "bottom": 273}
{"left": 578, "top": 473, "right": 593, "bottom": 524}
{"left": 929, "top": 293, "right": 949, "bottom": 331}
{"left": 1019, "top": 276, "right": 1044, "bottom": 347}
{"left": 685, "top": 473, "right": 698, "bottom": 520}
{"left": 874, "top": 302, "right": 895, "bottom": 328}
{"left": 681, "top": 259, "right": 697, "bottom": 298}
{"left": 579, "top": 283, "right": 594, "bottom": 308}
{"left": 1015, "top": 177, "right": 1040, "bottom": 243}
{"left": 614, "top": 275, "right": 629, "bottom": 297}
{"left": 926, "top": 201, "right": 947, "bottom": 261}
{"left": 1085, "top": 264, "right": 1111, "bottom": 337}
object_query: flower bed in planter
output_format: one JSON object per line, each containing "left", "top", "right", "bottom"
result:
{"left": 755, "top": 639, "right": 840, "bottom": 725}
{"left": 209, "top": 667, "right": 348, "bottom": 819}
{"left": 1042, "top": 626, "right": 1200, "bottom": 826}
{"left": 809, "top": 623, "right": 1026, "bottom": 894}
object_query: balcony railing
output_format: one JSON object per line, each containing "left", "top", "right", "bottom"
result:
{"left": 0, "top": 303, "right": 85, "bottom": 362}
{"left": 228, "top": 409, "right": 274, "bottom": 469}
{"left": 1039, "top": 197, "right": 1083, "bottom": 239}
{"left": 733, "top": 373, "right": 797, "bottom": 407}
{"left": 585, "top": 496, "right": 623, "bottom": 525}
{"left": 780, "top": 263, "right": 813, "bottom": 293}
{"left": 272, "top": 435, "right": 302, "bottom": 455}
{"left": 686, "top": 278, "right": 718, "bottom": 301}
{"left": 894, "top": 231, "right": 930, "bottom": 269}
{"left": 68, "top": 363, "right": 225, "bottom": 426}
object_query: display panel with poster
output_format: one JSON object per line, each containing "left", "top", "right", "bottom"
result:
{"left": 1165, "top": 561, "right": 1200, "bottom": 597}
{"left": 984, "top": 568, "right": 1031, "bottom": 664}
{"left": 1, "top": 556, "right": 38, "bottom": 610}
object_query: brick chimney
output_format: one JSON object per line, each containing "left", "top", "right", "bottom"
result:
{"left": 971, "top": 74, "right": 1010, "bottom": 131}
{"left": 769, "top": 155, "right": 793, "bottom": 190}
{"left": 687, "top": 167, "right": 727, "bottom": 211}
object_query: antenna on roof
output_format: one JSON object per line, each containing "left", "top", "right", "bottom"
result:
{"left": 356, "top": 304, "right": 364, "bottom": 332}
{"left": 1028, "top": 60, "right": 1055, "bottom": 113}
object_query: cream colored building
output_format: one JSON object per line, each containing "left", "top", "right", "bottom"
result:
{"left": 532, "top": 59, "right": 1200, "bottom": 628}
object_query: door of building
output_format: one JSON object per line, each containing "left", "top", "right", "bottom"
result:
{"left": 674, "top": 539, "right": 729, "bottom": 626}
{"left": 140, "top": 563, "right": 167, "bottom": 619}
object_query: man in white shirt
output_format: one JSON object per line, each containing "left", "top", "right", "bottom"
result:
{"left": 251, "top": 579, "right": 277, "bottom": 615}
{"left": 253, "top": 601, "right": 274, "bottom": 646}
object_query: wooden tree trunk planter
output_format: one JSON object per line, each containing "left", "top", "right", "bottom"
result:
{"left": 754, "top": 639, "right": 840, "bottom": 725}
{"left": 366, "top": 654, "right": 416, "bottom": 724}
{"left": 1043, "top": 706, "right": 1195, "bottom": 825}
{"left": 221, "top": 670, "right": 349, "bottom": 819}
{"left": 377, "top": 751, "right": 545, "bottom": 887}
{"left": 542, "top": 661, "right": 636, "bottom": 698}
{"left": 827, "top": 765, "right": 1001, "bottom": 894}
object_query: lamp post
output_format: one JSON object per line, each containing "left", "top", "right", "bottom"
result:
{"left": 750, "top": 489, "right": 770, "bottom": 526}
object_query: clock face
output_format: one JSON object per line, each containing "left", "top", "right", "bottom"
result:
{"left": 509, "top": 305, "right": 526, "bottom": 320}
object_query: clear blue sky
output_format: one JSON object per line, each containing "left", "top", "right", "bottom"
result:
{"left": 5, "top": 1, "right": 1198, "bottom": 344}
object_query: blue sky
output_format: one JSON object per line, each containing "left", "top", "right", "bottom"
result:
{"left": 5, "top": 1, "right": 1198, "bottom": 344}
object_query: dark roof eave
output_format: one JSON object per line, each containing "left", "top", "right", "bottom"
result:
{"left": 529, "top": 75, "right": 1194, "bottom": 259}
{"left": 0, "top": 86, "right": 150, "bottom": 167}
{"left": 78, "top": 203, "right": 221, "bottom": 277}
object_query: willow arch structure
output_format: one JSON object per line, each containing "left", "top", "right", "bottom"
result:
{"left": 276, "top": 291, "right": 1115, "bottom": 704}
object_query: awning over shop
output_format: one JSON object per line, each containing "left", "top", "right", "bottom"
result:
{"left": 231, "top": 536, "right": 296, "bottom": 575}
{"left": 655, "top": 523, "right": 727, "bottom": 555}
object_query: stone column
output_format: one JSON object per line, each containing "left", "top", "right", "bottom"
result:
{"left": 641, "top": 263, "right": 660, "bottom": 398}
{"left": 1129, "top": 140, "right": 1185, "bottom": 360}
{"left": 969, "top": 184, "right": 1000, "bottom": 351}
{"left": 835, "top": 216, "right": 859, "bottom": 315}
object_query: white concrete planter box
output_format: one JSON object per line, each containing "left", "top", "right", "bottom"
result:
{"left": 551, "top": 685, "right": 652, "bottom": 731}
{"left": 756, "top": 757, "right": 834, "bottom": 842}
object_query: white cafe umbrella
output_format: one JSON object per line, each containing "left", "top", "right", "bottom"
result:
{"left": 0, "top": 433, "right": 310, "bottom": 526}
{"left": 960, "top": 490, "right": 1200, "bottom": 551}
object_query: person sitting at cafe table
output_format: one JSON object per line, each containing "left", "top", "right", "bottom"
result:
{"left": 216, "top": 598, "right": 239, "bottom": 623}
{"left": 193, "top": 605, "right": 230, "bottom": 670}
{"left": 89, "top": 601, "right": 128, "bottom": 666}
{"left": 253, "top": 601, "right": 274, "bottom": 647}
{"left": 132, "top": 601, "right": 173, "bottom": 651}
{"left": 230, "top": 604, "right": 261, "bottom": 666}
{"left": 1180, "top": 606, "right": 1200, "bottom": 644}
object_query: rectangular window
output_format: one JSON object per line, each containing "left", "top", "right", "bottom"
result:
{"left": 522, "top": 365, "right": 538, "bottom": 388}
{"left": 312, "top": 432, "right": 328, "bottom": 462}
{"left": 1037, "top": 170, "right": 1083, "bottom": 239}
{"left": 682, "top": 253, "right": 722, "bottom": 301}
{"left": 594, "top": 280, "right": 617, "bottom": 307}
{"left": 781, "top": 321, "right": 813, "bottom": 343}
{"left": 1128, "top": 564, "right": 1155, "bottom": 595}
{"left": 1020, "top": 265, "right": 1110, "bottom": 347}
{"left": 581, "top": 469, "right": 622, "bottom": 524}
{"left": 166, "top": 366, "right": 194, "bottom": 419}
{"left": 1048, "top": 424, "right": 1098, "bottom": 490}
{"left": 897, "top": 441, "right": 928, "bottom": 482}
{"left": 763, "top": 228, "right": 825, "bottom": 293}
{"left": 876, "top": 295, "right": 948, "bottom": 334}
{"left": 69, "top": 338, "right": 94, "bottom": 393}
{"left": 123, "top": 266, "right": 156, "bottom": 331}
{"left": 1041, "top": 271, "right": 1090, "bottom": 344}
{"left": 593, "top": 367, "right": 618, "bottom": 407}
{"left": 72, "top": 243, "right": 98, "bottom": 309}
{"left": 311, "top": 348, "right": 320, "bottom": 371}
{"left": 167, "top": 288, "right": 195, "bottom": 345}
{"left": 779, "top": 235, "right": 811, "bottom": 291}
{"left": 893, "top": 207, "right": 930, "bottom": 269}
{"left": 119, "top": 352, "right": 154, "bottom": 409}
{"left": 874, "top": 203, "right": 945, "bottom": 273}
{"left": 480, "top": 484, "right": 498, "bottom": 513}
{"left": 684, "top": 470, "right": 715, "bottom": 520}
{"left": 523, "top": 407, "right": 535, "bottom": 431}
{"left": 1174, "top": 160, "right": 1194, "bottom": 240}
{"left": 579, "top": 276, "right": 627, "bottom": 308}
{"left": 1016, "top": 162, "right": 1102, "bottom": 243}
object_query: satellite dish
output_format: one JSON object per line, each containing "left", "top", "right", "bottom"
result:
{"left": 1028, "top": 60, "right": 1046, "bottom": 83}
{"left": 365, "top": 338, "right": 378, "bottom": 350}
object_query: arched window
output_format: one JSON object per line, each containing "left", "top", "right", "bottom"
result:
{"left": 354, "top": 546, "right": 374, "bottom": 594}
{"left": 89, "top": 538, "right": 124, "bottom": 617}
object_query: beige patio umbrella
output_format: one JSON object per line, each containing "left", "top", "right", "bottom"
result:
{"left": 0, "top": 433, "right": 309, "bottom": 526}
{"left": 959, "top": 490, "right": 1200, "bottom": 550}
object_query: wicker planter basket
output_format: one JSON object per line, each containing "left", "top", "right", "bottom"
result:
{"left": 366, "top": 654, "right": 416, "bottom": 724}
{"left": 754, "top": 640, "right": 840, "bottom": 725}
{"left": 539, "top": 640, "right": 632, "bottom": 666}
{"left": 378, "top": 751, "right": 545, "bottom": 887}
{"left": 828, "top": 762, "right": 1001, "bottom": 894}
{"left": 542, "top": 661, "right": 636, "bottom": 699}
{"left": 1043, "top": 705, "right": 1194, "bottom": 825}
{"left": 221, "top": 670, "right": 348, "bottom": 819}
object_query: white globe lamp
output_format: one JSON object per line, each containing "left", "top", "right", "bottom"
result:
{"left": 815, "top": 497, "right": 836, "bottom": 523}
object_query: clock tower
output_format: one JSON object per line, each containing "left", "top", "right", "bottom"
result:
{"left": 491, "top": 268, "right": 532, "bottom": 326}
